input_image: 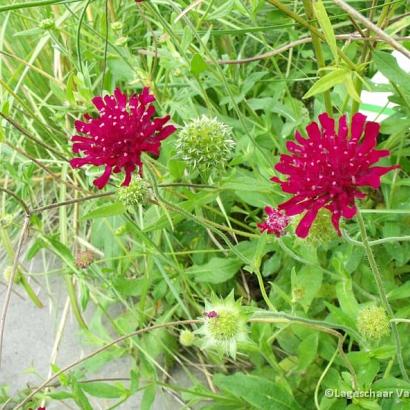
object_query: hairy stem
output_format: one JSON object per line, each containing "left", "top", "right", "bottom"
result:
{"left": 356, "top": 211, "right": 408, "bottom": 381}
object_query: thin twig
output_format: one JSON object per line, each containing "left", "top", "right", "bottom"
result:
{"left": 0, "top": 188, "right": 30, "bottom": 216}
{"left": 0, "top": 215, "right": 30, "bottom": 367}
{"left": 0, "top": 111, "right": 68, "bottom": 161}
{"left": 217, "top": 34, "right": 410, "bottom": 64}
{"left": 14, "top": 319, "right": 201, "bottom": 409}
{"left": 174, "top": 0, "right": 203, "bottom": 23}
{"left": 31, "top": 192, "right": 114, "bottom": 214}
{"left": 331, "top": 0, "right": 410, "bottom": 59}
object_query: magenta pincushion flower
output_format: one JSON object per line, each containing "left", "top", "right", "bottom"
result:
{"left": 70, "top": 88, "right": 176, "bottom": 189}
{"left": 272, "top": 113, "right": 399, "bottom": 238}
{"left": 257, "top": 206, "right": 290, "bottom": 237}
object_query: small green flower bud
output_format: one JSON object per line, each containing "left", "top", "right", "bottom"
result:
{"left": 179, "top": 330, "right": 195, "bottom": 347}
{"left": 114, "top": 224, "right": 127, "bottom": 236}
{"left": 117, "top": 176, "right": 150, "bottom": 207}
{"left": 0, "top": 213, "right": 13, "bottom": 228}
{"left": 111, "top": 21, "right": 124, "bottom": 32}
{"left": 3, "top": 266, "right": 22, "bottom": 284}
{"left": 176, "top": 116, "right": 235, "bottom": 170}
{"left": 39, "top": 18, "right": 56, "bottom": 30}
{"left": 357, "top": 306, "right": 390, "bottom": 341}
{"left": 75, "top": 251, "right": 95, "bottom": 269}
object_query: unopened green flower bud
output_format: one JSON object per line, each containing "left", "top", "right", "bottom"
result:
{"left": 0, "top": 213, "right": 13, "bottom": 228}
{"left": 176, "top": 116, "right": 235, "bottom": 170}
{"left": 179, "top": 330, "right": 195, "bottom": 347}
{"left": 3, "top": 266, "right": 22, "bottom": 284}
{"left": 357, "top": 306, "right": 390, "bottom": 341}
{"left": 117, "top": 176, "right": 150, "bottom": 207}
{"left": 111, "top": 21, "right": 123, "bottom": 32}
{"left": 39, "top": 18, "right": 56, "bottom": 30}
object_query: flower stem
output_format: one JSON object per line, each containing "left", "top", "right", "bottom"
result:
{"left": 356, "top": 210, "right": 408, "bottom": 381}
{"left": 254, "top": 269, "right": 276, "bottom": 311}
{"left": 302, "top": 0, "right": 333, "bottom": 114}
{"left": 20, "top": 276, "right": 44, "bottom": 308}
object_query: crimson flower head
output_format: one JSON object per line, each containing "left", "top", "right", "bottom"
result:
{"left": 70, "top": 88, "right": 176, "bottom": 189}
{"left": 273, "top": 112, "right": 399, "bottom": 238}
{"left": 257, "top": 206, "right": 290, "bottom": 237}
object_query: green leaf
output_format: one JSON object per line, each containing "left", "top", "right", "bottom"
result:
{"left": 345, "top": 73, "right": 361, "bottom": 103}
{"left": 336, "top": 277, "right": 359, "bottom": 318}
{"left": 191, "top": 53, "right": 208, "bottom": 75}
{"left": 82, "top": 202, "right": 126, "bottom": 220}
{"left": 292, "top": 266, "right": 323, "bottom": 312}
{"left": 297, "top": 333, "right": 319, "bottom": 370}
{"left": 388, "top": 281, "right": 410, "bottom": 300}
{"left": 303, "top": 68, "right": 349, "bottom": 99}
{"left": 214, "top": 373, "right": 301, "bottom": 410}
{"left": 141, "top": 383, "right": 156, "bottom": 410}
{"left": 315, "top": 0, "right": 338, "bottom": 62}
{"left": 373, "top": 51, "right": 410, "bottom": 90}
{"left": 81, "top": 382, "right": 126, "bottom": 398}
{"left": 187, "top": 257, "right": 243, "bottom": 284}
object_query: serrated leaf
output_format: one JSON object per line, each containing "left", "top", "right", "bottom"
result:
{"left": 303, "top": 68, "right": 349, "bottom": 99}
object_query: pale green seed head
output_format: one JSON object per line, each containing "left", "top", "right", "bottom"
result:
{"left": 117, "top": 176, "right": 150, "bottom": 207}
{"left": 176, "top": 116, "right": 235, "bottom": 170}
{"left": 198, "top": 292, "right": 247, "bottom": 358}
{"left": 357, "top": 306, "right": 390, "bottom": 341}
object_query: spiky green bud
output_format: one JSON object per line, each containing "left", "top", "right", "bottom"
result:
{"left": 198, "top": 291, "right": 247, "bottom": 358}
{"left": 357, "top": 306, "right": 390, "bottom": 341}
{"left": 117, "top": 176, "right": 150, "bottom": 207}
{"left": 176, "top": 116, "right": 235, "bottom": 170}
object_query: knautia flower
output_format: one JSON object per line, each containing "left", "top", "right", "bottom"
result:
{"left": 117, "top": 175, "right": 150, "bottom": 207}
{"left": 197, "top": 292, "right": 247, "bottom": 358}
{"left": 176, "top": 115, "right": 235, "bottom": 170}
{"left": 257, "top": 206, "right": 290, "bottom": 237}
{"left": 357, "top": 305, "right": 390, "bottom": 341}
{"left": 272, "top": 113, "right": 399, "bottom": 238}
{"left": 70, "top": 88, "right": 176, "bottom": 189}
